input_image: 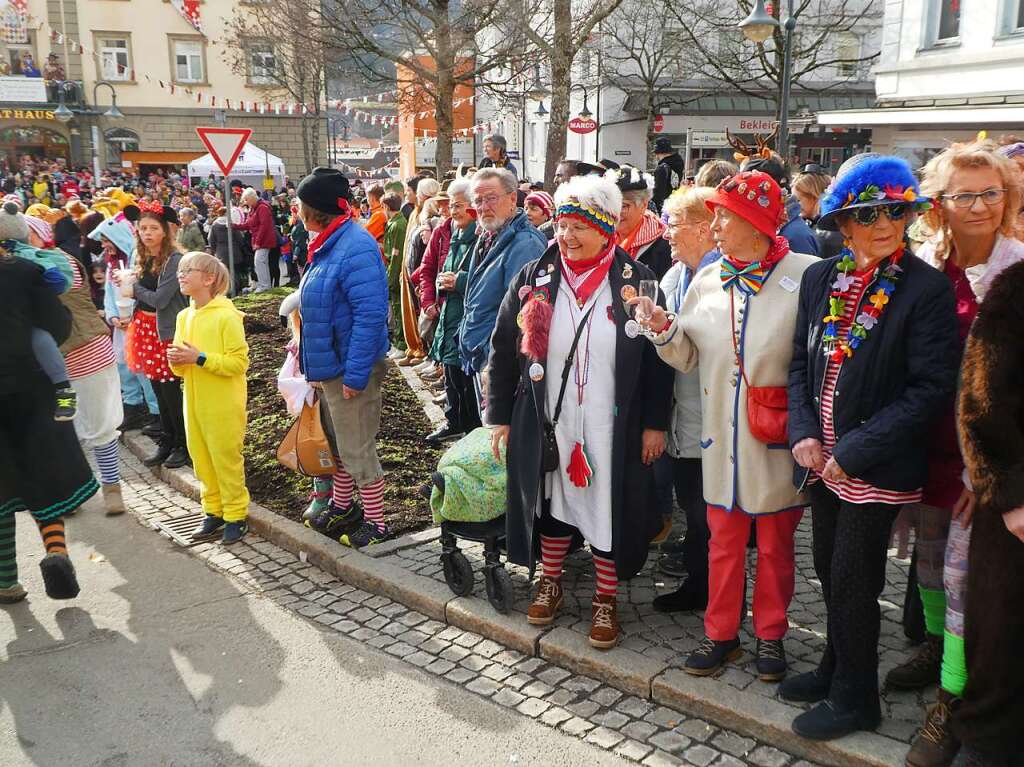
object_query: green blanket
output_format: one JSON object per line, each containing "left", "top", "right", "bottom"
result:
{"left": 430, "top": 427, "right": 506, "bottom": 524}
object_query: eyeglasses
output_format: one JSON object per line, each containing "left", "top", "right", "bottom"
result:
{"left": 471, "top": 193, "right": 505, "bottom": 209}
{"left": 849, "top": 203, "right": 910, "bottom": 226}
{"left": 941, "top": 188, "right": 1006, "bottom": 208}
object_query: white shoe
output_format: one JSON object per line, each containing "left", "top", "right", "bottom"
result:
{"left": 415, "top": 359, "right": 435, "bottom": 373}
{"left": 388, "top": 349, "right": 405, "bottom": 360}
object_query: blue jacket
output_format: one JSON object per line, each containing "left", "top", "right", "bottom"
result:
{"left": 458, "top": 209, "right": 546, "bottom": 373}
{"left": 300, "top": 219, "right": 389, "bottom": 389}
{"left": 781, "top": 196, "right": 820, "bottom": 256}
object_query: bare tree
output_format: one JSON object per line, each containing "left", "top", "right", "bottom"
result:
{"left": 221, "top": 0, "right": 326, "bottom": 173}
{"left": 601, "top": 0, "right": 689, "bottom": 169}
{"left": 666, "top": 0, "right": 880, "bottom": 110}
{"left": 311, "top": 0, "right": 534, "bottom": 177}
{"left": 514, "top": 0, "right": 627, "bottom": 189}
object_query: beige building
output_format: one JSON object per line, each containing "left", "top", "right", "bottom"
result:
{"left": 0, "top": 0, "right": 324, "bottom": 178}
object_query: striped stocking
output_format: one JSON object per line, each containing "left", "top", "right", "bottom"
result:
{"left": 540, "top": 535, "right": 572, "bottom": 579}
{"left": 592, "top": 553, "right": 618, "bottom": 597}
{"left": 37, "top": 519, "right": 67, "bottom": 556}
{"left": 0, "top": 515, "right": 17, "bottom": 589}
{"left": 360, "top": 478, "right": 386, "bottom": 531}
{"left": 94, "top": 439, "right": 120, "bottom": 485}
{"left": 331, "top": 465, "right": 355, "bottom": 509}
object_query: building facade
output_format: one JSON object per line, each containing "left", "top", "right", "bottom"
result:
{"left": 817, "top": 0, "right": 1024, "bottom": 165}
{"left": 0, "top": 0, "right": 324, "bottom": 178}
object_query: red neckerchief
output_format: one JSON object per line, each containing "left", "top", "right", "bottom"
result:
{"left": 307, "top": 201, "right": 353, "bottom": 262}
{"left": 559, "top": 239, "right": 616, "bottom": 307}
{"left": 618, "top": 211, "right": 666, "bottom": 259}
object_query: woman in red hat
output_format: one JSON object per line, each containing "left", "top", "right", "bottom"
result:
{"left": 635, "top": 170, "right": 817, "bottom": 681}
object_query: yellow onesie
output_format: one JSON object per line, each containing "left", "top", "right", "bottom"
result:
{"left": 170, "top": 295, "right": 250, "bottom": 522}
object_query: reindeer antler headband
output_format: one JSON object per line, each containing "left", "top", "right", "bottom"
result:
{"left": 726, "top": 125, "right": 780, "bottom": 163}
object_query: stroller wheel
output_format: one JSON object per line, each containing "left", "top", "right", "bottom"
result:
{"left": 442, "top": 550, "right": 474, "bottom": 597}
{"left": 485, "top": 566, "right": 514, "bottom": 614}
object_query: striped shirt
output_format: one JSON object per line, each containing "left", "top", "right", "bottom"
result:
{"left": 63, "top": 254, "right": 116, "bottom": 380}
{"left": 812, "top": 270, "right": 922, "bottom": 506}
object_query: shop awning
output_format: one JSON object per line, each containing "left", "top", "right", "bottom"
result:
{"left": 622, "top": 89, "right": 875, "bottom": 115}
{"left": 121, "top": 151, "right": 204, "bottom": 168}
{"left": 817, "top": 104, "right": 1024, "bottom": 126}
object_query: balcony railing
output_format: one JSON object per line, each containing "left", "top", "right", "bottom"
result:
{"left": 0, "top": 76, "right": 85, "bottom": 108}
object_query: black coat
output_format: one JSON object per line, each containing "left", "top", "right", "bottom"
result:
{"left": 634, "top": 236, "right": 673, "bottom": 280}
{"left": 487, "top": 245, "right": 674, "bottom": 579}
{"left": 0, "top": 257, "right": 71, "bottom": 393}
{"left": 788, "top": 252, "right": 959, "bottom": 492}
{"left": 653, "top": 153, "right": 684, "bottom": 212}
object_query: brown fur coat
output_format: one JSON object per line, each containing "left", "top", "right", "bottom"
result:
{"left": 954, "top": 260, "right": 1024, "bottom": 755}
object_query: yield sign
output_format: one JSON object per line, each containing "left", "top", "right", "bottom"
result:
{"left": 195, "top": 126, "right": 253, "bottom": 176}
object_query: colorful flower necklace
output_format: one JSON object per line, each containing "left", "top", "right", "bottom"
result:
{"left": 821, "top": 243, "right": 905, "bottom": 362}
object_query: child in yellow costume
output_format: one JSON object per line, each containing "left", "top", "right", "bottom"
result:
{"left": 167, "top": 252, "right": 251, "bottom": 545}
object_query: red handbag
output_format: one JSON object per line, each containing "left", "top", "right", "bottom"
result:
{"left": 730, "top": 291, "right": 788, "bottom": 445}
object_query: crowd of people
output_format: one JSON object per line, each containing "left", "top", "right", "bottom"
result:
{"left": 1, "top": 130, "right": 1023, "bottom": 767}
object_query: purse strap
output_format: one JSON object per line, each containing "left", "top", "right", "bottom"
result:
{"left": 551, "top": 304, "right": 596, "bottom": 426}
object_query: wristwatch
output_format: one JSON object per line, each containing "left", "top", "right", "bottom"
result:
{"left": 196, "top": 352, "right": 207, "bottom": 367}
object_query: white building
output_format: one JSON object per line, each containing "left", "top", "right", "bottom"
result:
{"left": 818, "top": 0, "right": 1024, "bottom": 166}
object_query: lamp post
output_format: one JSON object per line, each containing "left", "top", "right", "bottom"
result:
{"left": 569, "top": 83, "right": 593, "bottom": 120}
{"left": 90, "top": 81, "right": 122, "bottom": 180}
{"left": 739, "top": 0, "right": 796, "bottom": 162}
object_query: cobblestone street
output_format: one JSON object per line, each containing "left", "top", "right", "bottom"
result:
{"left": 105, "top": 446, "right": 822, "bottom": 767}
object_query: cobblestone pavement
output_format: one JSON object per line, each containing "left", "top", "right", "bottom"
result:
{"left": 114, "top": 447, "right": 817, "bottom": 767}
{"left": 382, "top": 515, "right": 928, "bottom": 746}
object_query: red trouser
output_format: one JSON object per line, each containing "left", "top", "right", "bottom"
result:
{"left": 705, "top": 505, "right": 803, "bottom": 641}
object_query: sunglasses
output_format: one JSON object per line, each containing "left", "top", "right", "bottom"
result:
{"left": 849, "top": 203, "right": 910, "bottom": 226}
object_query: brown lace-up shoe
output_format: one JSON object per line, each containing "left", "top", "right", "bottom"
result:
{"left": 589, "top": 594, "right": 620, "bottom": 649}
{"left": 527, "top": 576, "right": 563, "bottom": 626}
{"left": 887, "top": 633, "right": 943, "bottom": 690}
{"left": 906, "top": 689, "right": 959, "bottom": 767}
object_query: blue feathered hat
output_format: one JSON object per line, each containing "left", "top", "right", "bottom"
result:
{"left": 817, "top": 154, "right": 932, "bottom": 231}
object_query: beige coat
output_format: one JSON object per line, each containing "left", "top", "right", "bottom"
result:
{"left": 653, "top": 251, "right": 816, "bottom": 515}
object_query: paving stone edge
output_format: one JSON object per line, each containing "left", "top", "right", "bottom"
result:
{"left": 121, "top": 430, "right": 909, "bottom": 767}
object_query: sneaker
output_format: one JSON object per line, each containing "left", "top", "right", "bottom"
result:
{"left": 527, "top": 576, "right": 563, "bottom": 626}
{"left": 190, "top": 515, "right": 225, "bottom": 541}
{"left": 143, "top": 444, "right": 173, "bottom": 467}
{"left": 163, "top": 447, "right": 191, "bottom": 469}
{"left": 684, "top": 636, "right": 742, "bottom": 676}
{"left": 652, "top": 584, "right": 707, "bottom": 613}
{"left": 791, "top": 699, "right": 882, "bottom": 741}
{"left": 396, "top": 355, "right": 417, "bottom": 367}
{"left": 590, "top": 594, "right": 620, "bottom": 649}
{"left": 54, "top": 387, "right": 77, "bottom": 421}
{"left": 906, "top": 690, "right": 959, "bottom": 767}
{"left": 755, "top": 638, "right": 788, "bottom": 682}
{"left": 887, "top": 633, "right": 943, "bottom": 690}
{"left": 221, "top": 521, "right": 248, "bottom": 545}
{"left": 306, "top": 501, "right": 363, "bottom": 537}
{"left": 0, "top": 582, "right": 27, "bottom": 604}
{"left": 301, "top": 486, "right": 331, "bottom": 522}
{"left": 39, "top": 553, "right": 80, "bottom": 600}
{"left": 101, "top": 483, "right": 127, "bottom": 516}
{"left": 339, "top": 520, "right": 389, "bottom": 548}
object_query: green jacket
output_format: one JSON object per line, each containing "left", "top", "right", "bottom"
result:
{"left": 384, "top": 213, "right": 407, "bottom": 297}
{"left": 429, "top": 222, "right": 479, "bottom": 365}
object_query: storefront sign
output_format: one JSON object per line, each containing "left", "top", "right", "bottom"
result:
{"left": 0, "top": 108, "right": 57, "bottom": 120}
{"left": 0, "top": 76, "right": 47, "bottom": 104}
{"left": 738, "top": 118, "right": 778, "bottom": 131}
{"left": 414, "top": 137, "right": 473, "bottom": 167}
{"left": 691, "top": 130, "right": 729, "bottom": 148}
{"left": 568, "top": 117, "right": 598, "bottom": 135}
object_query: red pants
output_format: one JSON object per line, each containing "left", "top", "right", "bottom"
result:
{"left": 705, "top": 505, "right": 803, "bottom": 641}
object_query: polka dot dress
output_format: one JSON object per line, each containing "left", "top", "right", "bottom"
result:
{"left": 125, "top": 311, "right": 176, "bottom": 383}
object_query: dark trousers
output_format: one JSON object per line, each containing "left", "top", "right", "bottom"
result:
{"left": 443, "top": 363, "right": 480, "bottom": 432}
{"left": 152, "top": 378, "right": 186, "bottom": 450}
{"left": 269, "top": 247, "right": 281, "bottom": 288}
{"left": 808, "top": 482, "right": 900, "bottom": 709}
{"left": 670, "top": 456, "right": 709, "bottom": 599}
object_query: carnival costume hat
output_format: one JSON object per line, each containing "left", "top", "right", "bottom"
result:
{"left": 297, "top": 167, "right": 352, "bottom": 214}
{"left": 816, "top": 154, "right": 931, "bottom": 231}
{"left": 706, "top": 170, "right": 787, "bottom": 240}
{"left": 88, "top": 215, "right": 136, "bottom": 257}
{"left": 64, "top": 198, "right": 90, "bottom": 222}
{"left": 606, "top": 164, "right": 655, "bottom": 195}
{"left": 524, "top": 190, "right": 555, "bottom": 218}
{"left": 0, "top": 201, "right": 30, "bottom": 242}
{"left": 136, "top": 199, "right": 178, "bottom": 225}
{"left": 23, "top": 215, "right": 54, "bottom": 246}
{"left": 24, "top": 203, "right": 66, "bottom": 226}
{"left": 553, "top": 174, "right": 622, "bottom": 238}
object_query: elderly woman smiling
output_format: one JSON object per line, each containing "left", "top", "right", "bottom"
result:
{"left": 488, "top": 174, "right": 673, "bottom": 650}
{"left": 635, "top": 171, "right": 816, "bottom": 682}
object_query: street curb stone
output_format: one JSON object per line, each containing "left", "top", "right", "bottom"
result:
{"left": 652, "top": 670, "right": 908, "bottom": 767}
{"left": 446, "top": 596, "right": 547, "bottom": 656}
{"left": 539, "top": 627, "right": 668, "bottom": 699}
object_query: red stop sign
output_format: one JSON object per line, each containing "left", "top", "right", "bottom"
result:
{"left": 568, "top": 116, "right": 598, "bottom": 135}
{"left": 653, "top": 115, "right": 664, "bottom": 133}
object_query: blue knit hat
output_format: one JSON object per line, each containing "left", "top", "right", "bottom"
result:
{"left": 817, "top": 154, "right": 932, "bottom": 231}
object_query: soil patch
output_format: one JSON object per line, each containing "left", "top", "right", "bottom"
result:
{"left": 235, "top": 289, "right": 442, "bottom": 536}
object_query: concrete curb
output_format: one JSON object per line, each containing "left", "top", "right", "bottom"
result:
{"left": 392, "top": 356, "right": 447, "bottom": 429}
{"left": 122, "top": 433, "right": 909, "bottom": 767}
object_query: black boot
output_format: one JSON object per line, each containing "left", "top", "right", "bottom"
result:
{"left": 119, "top": 403, "right": 148, "bottom": 432}
{"left": 779, "top": 665, "right": 832, "bottom": 703}
{"left": 652, "top": 583, "right": 707, "bottom": 613}
{"left": 39, "top": 553, "right": 80, "bottom": 600}
{"left": 144, "top": 442, "right": 173, "bottom": 467}
{"left": 141, "top": 415, "right": 163, "bottom": 439}
{"left": 791, "top": 699, "right": 881, "bottom": 741}
{"left": 163, "top": 447, "right": 191, "bottom": 469}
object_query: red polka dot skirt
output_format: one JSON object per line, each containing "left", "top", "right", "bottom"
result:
{"left": 125, "top": 311, "right": 176, "bottom": 383}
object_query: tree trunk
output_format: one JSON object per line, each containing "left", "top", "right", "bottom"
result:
{"left": 543, "top": 0, "right": 573, "bottom": 190}
{"left": 433, "top": 0, "right": 455, "bottom": 177}
{"left": 644, "top": 86, "right": 656, "bottom": 171}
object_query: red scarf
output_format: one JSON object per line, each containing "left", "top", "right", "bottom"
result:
{"left": 559, "top": 240, "right": 616, "bottom": 307}
{"left": 307, "top": 200, "right": 353, "bottom": 262}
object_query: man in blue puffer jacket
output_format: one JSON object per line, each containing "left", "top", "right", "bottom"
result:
{"left": 458, "top": 167, "right": 547, "bottom": 410}
{"left": 297, "top": 167, "right": 392, "bottom": 549}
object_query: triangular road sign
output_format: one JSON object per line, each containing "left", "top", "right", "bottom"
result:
{"left": 195, "top": 126, "right": 253, "bottom": 176}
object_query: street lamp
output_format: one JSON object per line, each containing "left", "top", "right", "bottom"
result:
{"left": 91, "top": 80, "right": 122, "bottom": 180}
{"left": 53, "top": 82, "right": 74, "bottom": 123}
{"left": 535, "top": 101, "right": 548, "bottom": 118}
{"left": 739, "top": 0, "right": 796, "bottom": 163}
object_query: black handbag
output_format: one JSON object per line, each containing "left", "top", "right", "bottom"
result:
{"left": 539, "top": 304, "right": 595, "bottom": 474}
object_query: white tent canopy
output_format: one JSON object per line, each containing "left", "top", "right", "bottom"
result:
{"left": 187, "top": 142, "right": 286, "bottom": 190}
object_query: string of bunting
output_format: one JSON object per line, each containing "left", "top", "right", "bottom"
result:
{"left": 335, "top": 156, "right": 401, "bottom": 177}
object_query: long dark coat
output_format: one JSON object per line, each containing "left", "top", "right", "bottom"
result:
{"left": 486, "top": 245, "right": 674, "bottom": 580}
{"left": 953, "top": 260, "right": 1024, "bottom": 756}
